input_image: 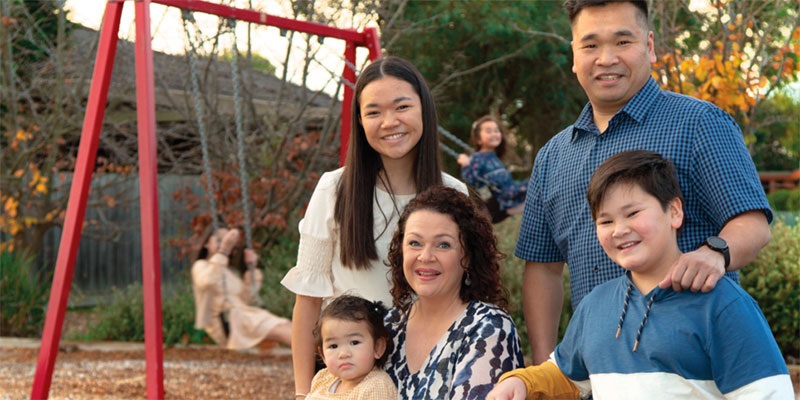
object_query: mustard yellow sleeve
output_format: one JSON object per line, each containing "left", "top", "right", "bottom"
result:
{"left": 498, "top": 361, "right": 580, "bottom": 400}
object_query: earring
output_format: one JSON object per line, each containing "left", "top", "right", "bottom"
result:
{"left": 464, "top": 271, "right": 472, "bottom": 286}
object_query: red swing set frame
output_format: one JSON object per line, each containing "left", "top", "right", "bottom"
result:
{"left": 30, "top": 1, "right": 381, "bottom": 398}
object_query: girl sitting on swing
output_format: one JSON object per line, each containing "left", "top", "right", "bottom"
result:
{"left": 191, "top": 224, "right": 292, "bottom": 350}
{"left": 457, "top": 115, "right": 527, "bottom": 218}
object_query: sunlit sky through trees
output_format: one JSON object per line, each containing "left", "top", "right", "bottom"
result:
{"left": 63, "top": 0, "right": 374, "bottom": 97}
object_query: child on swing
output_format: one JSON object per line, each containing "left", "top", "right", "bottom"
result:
{"left": 191, "top": 225, "right": 292, "bottom": 349}
{"left": 307, "top": 294, "right": 397, "bottom": 399}
{"left": 487, "top": 150, "right": 792, "bottom": 400}
{"left": 457, "top": 115, "right": 527, "bottom": 218}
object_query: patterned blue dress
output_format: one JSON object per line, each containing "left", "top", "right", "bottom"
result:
{"left": 460, "top": 152, "right": 527, "bottom": 211}
{"left": 384, "top": 301, "right": 524, "bottom": 399}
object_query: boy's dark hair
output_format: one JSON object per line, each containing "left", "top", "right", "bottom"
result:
{"left": 587, "top": 150, "right": 684, "bottom": 221}
{"left": 313, "top": 294, "right": 393, "bottom": 367}
{"left": 563, "top": 0, "right": 648, "bottom": 24}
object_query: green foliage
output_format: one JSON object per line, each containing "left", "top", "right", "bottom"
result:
{"left": 740, "top": 220, "right": 800, "bottom": 359}
{"left": 494, "top": 216, "right": 528, "bottom": 354}
{"left": 767, "top": 189, "right": 800, "bottom": 212}
{"left": 221, "top": 50, "right": 277, "bottom": 76}
{"left": 81, "top": 280, "right": 210, "bottom": 345}
{"left": 4, "top": 0, "right": 76, "bottom": 79}
{"left": 258, "top": 228, "right": 300, "bottom": 319}
{"left": 751, "top": 93, "right": 800, "bottom": 171}
{"left": 383, "top": 0, "right": 585, "bottom": 165}
{"left": 82, "top": 285, "right": 146, "bottom": 342}
{"left": 493, "top": 215, "right": 572, "bottom": 360}
{"left": 0, "top": 251, "right": 50, "bottom": 337}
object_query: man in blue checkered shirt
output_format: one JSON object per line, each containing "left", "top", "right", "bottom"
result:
{"left": 515, "top": 0, "right": 773, "bottom": 364}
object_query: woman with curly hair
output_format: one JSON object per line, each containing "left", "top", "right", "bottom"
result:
{"left": 384, "top": 185, "right": 524, "bottom": 399}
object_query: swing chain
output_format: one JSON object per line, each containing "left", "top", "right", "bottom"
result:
{"left": 182, "top": 10, "right": 222, "bottom": 248}
{"left": 438, "top": 126, "right": 472, "bottom": 153}
{"left": 226, "top": 18, "right": 262, "bottom": 305}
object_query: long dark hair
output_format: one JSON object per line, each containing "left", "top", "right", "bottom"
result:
{"left": 193, "top": 224, "right": 248, "bottom": 276}
{"left": 334, "top": 56, "right": 443, "bottom": 270}
{"left": 388, "top": 186, "right": 509, "bottom": 313}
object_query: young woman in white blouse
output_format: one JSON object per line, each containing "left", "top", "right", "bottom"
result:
{"left": 281, "top": 56, "right": 467, "bottom": 396}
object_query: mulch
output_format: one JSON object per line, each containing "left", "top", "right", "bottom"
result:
{"left": 2, "top": 309, "right": 798, "bottom": 399}
{"left": 0, "top": 344, "right": 294, "bottom": 399}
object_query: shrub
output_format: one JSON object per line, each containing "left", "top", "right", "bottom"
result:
{"left": 767, "top": 188, "right": 800, "bottom": 212}
{"left": 740, "top": 220, "right": 800, "bottom": 360}
{"left": 81, "top": 279, "right": 209, "bottom": 345}
{"left": 493, "top": 216, "right": 573, "bottom": 360}
{"left": 258, "top": 229, "right": 300, "bottom": 319}
{"left": 0, "top": 251, "right": 50, "bottom": 337}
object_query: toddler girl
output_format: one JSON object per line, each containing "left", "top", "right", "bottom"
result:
{"left": 307, "top": 295, "right": 397, "bottom": 399}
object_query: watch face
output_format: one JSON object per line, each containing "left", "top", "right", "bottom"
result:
{"left": 706, "top": 236, "right": 727, "bottom": 249}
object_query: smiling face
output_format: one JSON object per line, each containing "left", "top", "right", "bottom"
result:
{"left": 477, "top": 121, "right": 503, "bottom": 153}
{"left": 595, "top": 183, "right": 683, "bottom": 285}
{"left": 401, "top": 209, "right": 465, "bottom": 302}
{"left": 320, "top": 318, "right": 385, "bottom": 391}
{"left": 358, "top": 76, "right": 423, "bottom": 166}
{"left": 570, "top": 1, "right": 656, "bottom": 115}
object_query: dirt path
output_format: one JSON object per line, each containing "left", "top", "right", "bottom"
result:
{"left": 0, "top": 340, "right": 294, "bottom": 399}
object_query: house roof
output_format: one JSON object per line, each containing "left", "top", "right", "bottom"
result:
{"left": 68, "top": 26, "right": 340, "bottom": 120}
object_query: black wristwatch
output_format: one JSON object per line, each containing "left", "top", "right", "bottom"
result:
{"left": 703, "top": 236, "right": 730, "bottom": 271}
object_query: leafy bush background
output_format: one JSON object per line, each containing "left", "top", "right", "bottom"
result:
{"left": 740, "top": 219, "right": 800, "bottom": 360}
{"left": 0, "top": 252, "right": 49, "bottom": 337}
{"left": 79, "top": 276, "right": 211, "bottom": 345}
{"left": 767, "top": 188, "right": 800, "bottom": 212}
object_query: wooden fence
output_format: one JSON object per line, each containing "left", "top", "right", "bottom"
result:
{"left": 33, "top": 174, "right": 203, "bottom": 306}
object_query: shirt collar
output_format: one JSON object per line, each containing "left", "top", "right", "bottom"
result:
{"left": 623, "top": 269, "right": 673, "bottom": 301}
{"left": 570, "top": 77, "right": 661, "bottom": 142}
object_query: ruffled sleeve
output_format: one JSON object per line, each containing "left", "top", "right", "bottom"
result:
{"left": 280, "top": 169, "right": 341, "bottom": 298}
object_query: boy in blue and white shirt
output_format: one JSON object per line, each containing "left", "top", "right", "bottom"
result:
{"left": 488, "top": 150, "right": 792, "bottom": 400}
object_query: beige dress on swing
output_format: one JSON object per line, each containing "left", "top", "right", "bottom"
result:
{"left": 191, "top": 253, "right": 289, "bottom": 350}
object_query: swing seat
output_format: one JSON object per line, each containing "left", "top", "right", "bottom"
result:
{"left": 469, "top": 186, "right": 509, "bottom": 224}
{"left": 485, "top": 195, "right": 510, "bottom": 224}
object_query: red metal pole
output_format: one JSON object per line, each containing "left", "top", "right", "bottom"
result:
{"left": 340, "top": 41, "right": 356, "bottom": 166}
{"left": 364, "top": 27, "right": 382, "bottom": 61}
{"left": 133, "top": 1, "right": 165, "bottom": 398}
{"left": 30, "top": 2, "right": 124, "bottom": 399}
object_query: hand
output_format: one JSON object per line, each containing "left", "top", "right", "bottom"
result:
{"left": 457, "top": 153, "right": 471, "bottom": 167}
{"left": 243, "top": 248, "right": 258, "bottom": 267}
{"left": 218, "top": 229, "right": 240, "bottom": 256}
{"left": 486, "top": 377, "right": 527, "bottom": 400}
{"left": 658, "top": 246, "right": 726, "bottom": 292}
